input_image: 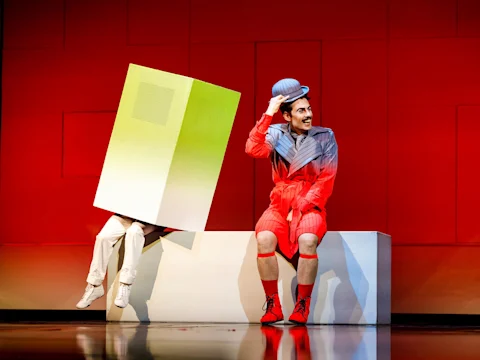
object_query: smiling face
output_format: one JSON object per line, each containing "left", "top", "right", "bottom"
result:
{"left": 282, "top": 97, "right": 313, "bottom": 134}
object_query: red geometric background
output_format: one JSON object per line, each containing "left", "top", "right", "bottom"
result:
{"left": 1, "top": 0, "right": 480, "bottom": 313}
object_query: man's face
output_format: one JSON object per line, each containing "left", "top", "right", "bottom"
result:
{"left": 283, "top": 98, "right": 313, "bottom": 134}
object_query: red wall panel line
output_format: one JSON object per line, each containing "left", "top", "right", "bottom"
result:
{"left": 388, "top": 106, "right": 456, "bottom": 245}
{"left": 2, "top": 49, "right": 65, "bottom": 116}
{"left": 62, "top": 112, "right": 116, "bottom": 178}
{"left": 457, "top": 106, "right": 480, "bottom": 244}
{"left": 322, "top": 40, "right": 388, "bottom": 233}
{"left": 190, "top": 0, "right": 387, "bottom": 43}
{"left": 458, "top": 0, "right": 480, "bottom": 37}
{"left": 62, "top": 45, "right": 190, "bottom": 113}
{"left": 127, "top": 0, "right": 190, "bottom": 46}
{"left": 389, "top": 0, "right": 457, "bottom": 39}
{"left": 64, "top": 0, "right": 127, "bottom": 48}
{"left": 389, "top": 38, "right": 480, "bottom": 107}
{"left": 190, "top": 43, "right": 256, "bottom": 230}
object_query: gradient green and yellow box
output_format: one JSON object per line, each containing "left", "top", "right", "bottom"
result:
{"left": 93, "top": 64, "right": 240, "bottom": 231}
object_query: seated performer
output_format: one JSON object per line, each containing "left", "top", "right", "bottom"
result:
{"left": 76, "top": 214, "right": 165, "bottom": 309}
{"left": 246, "top": 78, "right": 338, "bottom": 325}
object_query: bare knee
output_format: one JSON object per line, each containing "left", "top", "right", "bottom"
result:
{"left": 256, "top": 231, "right": 277, "bottom": 253}
{"left": 298, "top": 233, "right": 318, "bottom": 254}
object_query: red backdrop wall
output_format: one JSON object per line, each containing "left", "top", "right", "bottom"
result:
{"left": 2, "top": 0, "right": 480, "bottom": 313}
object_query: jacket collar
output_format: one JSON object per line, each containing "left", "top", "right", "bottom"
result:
{"left": 272, "top": 123, "right": 326, "bottom": 177}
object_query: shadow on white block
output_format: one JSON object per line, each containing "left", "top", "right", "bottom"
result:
{"left": 107, "top": 231, "right": 391, "bottom": 324}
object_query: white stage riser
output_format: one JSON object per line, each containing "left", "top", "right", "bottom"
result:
{"left": 107, "top": 231, "right": 391, "bottom": 324}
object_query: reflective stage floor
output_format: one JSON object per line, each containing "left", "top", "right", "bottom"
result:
{"left": 1, "top": 322, "right": 479, "bottom": 359}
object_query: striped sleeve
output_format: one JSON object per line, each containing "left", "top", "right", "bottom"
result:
{"left": 245, "top": 114, "right": 275, "bottom": 158}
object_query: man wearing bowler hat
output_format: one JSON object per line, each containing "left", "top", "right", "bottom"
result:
{"left": 246, "top": 78, "right": 338, "bottom": 325}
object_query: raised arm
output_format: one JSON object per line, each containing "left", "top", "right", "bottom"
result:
{"left": 245, "top": 94, "right": 289, "bottom": 158}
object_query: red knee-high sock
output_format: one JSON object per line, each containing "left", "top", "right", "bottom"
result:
{"left": 261, "top": 280, "right": 278, "bottom": 297}
{"left": 259, "top": 252, "right": 278, "bottom": 296}
{"left": 297, "top": 284, "right": 314, "bottom": 300}
{"left": 298, "top": 253, "right": 317, "bottom": 299}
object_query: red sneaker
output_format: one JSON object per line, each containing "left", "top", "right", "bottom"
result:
{"left": 288, "top": 297, "right": 311, "bottom": 325}
{"left": 260, "top": 293, "right": 284, "bottom": 325}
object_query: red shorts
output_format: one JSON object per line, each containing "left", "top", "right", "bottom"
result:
{"left": 255, "top": 207, "right": 327, "bottom": 259}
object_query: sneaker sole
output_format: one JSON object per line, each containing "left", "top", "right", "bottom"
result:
{"left": 288, "top": 319, "right": 307, "bottom": 326}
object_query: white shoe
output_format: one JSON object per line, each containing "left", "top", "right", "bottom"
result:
{"left": 114, "top": 284, "right": 131, "bottom": 308}
{"left": 76, "top": 284, "right": 104, "bottom": 309}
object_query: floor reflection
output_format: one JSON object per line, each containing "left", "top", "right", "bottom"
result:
{"left": 75, "top": 323, "right": 387, "bottom": 360}
{"left": 2, "top": 322, "right": 480, "bottom": 359}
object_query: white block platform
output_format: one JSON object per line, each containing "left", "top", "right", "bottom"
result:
{"left": 106, "top": 231, "right": 391, "bottom": 324}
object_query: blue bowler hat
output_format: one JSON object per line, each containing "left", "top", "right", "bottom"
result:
{"left": 272, "top": 78, "right": 309, "bottom": 103}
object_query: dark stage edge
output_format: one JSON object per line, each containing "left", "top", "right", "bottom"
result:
{"left": 0, "top": 310, "right": 105, "bottom": 322}
{"left": 391, "top": 313, "right": 480, "bottom": 326}
{"left": 1, "top": 310, "right": 480, "bottom": 326}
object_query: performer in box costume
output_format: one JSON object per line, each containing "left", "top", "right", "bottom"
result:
{"left": 246, "top": 78, "right": 338, "bottom": 325}
{"left": 76, "top": 215, "right": 167, "bottom": 309}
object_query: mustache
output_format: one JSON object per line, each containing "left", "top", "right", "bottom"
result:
{"left": 303, "top": 117, "right": 312, "bottom": 121}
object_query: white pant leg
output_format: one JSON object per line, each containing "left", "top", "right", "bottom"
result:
{"left": 86, "top": 216, "right": 128, "bottom": 286}
{"left": 119, "top": 223, "right": 146, "bottom": 285}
